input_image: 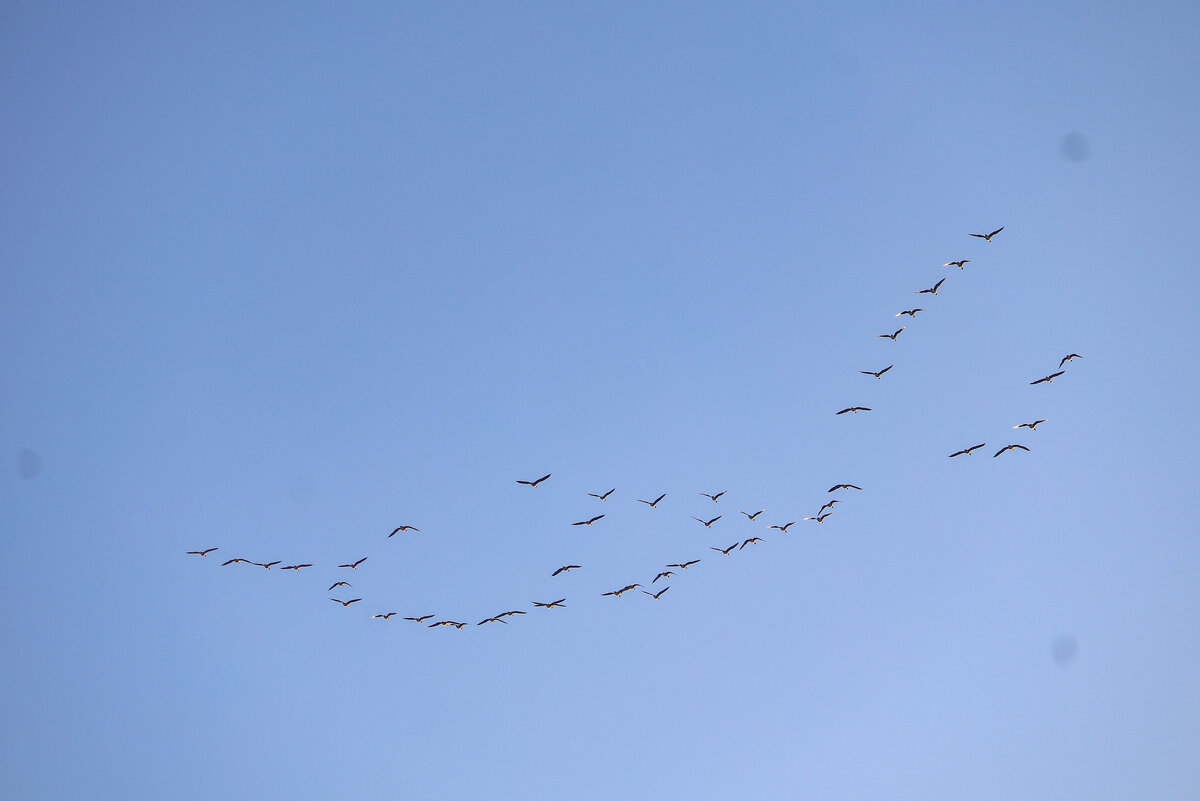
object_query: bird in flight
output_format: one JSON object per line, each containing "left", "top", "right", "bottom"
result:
{"left": 817, "top": 500, "right": 841, "bottom": 515}
{"left": 372, "top": 612, "right": 397, "bottom": 620}
{"left": 769, "top": 521, "right": 796, "bottom": 532}
{"left": 387, "top": 525, "right": 420, "bottom": 537}
{"left": 693, "top": 515, "right": 722, "bottom": 528}
{"left": 667, "top": 560, "right": 700, "bottom": 570}
{"left": 588, "top": 488, "right": 615, "bottom": 501}
{"left": 251, "top": 561, "right": 281, "bottom": 570}
{"left": 637, "top": 493, "right": 666, "bottom": 508}
{"left": 879, "top": 326, "right": 906, "bottom": 340}
{"left": 993, "top": 444, "right": 1031, "bottom": 458}
{"left": 969, "top": 226, "right": 1004, "bottom": 241}
{"left": 741, "top": 537, "right": 763, "bottom": 549}
{"left": 943, "top": 259, "right": 971, "bottom": 269}
{"left": 602, "top": 584, "right": 642, "bottom": 597}
{"left": 710, "top": 543, "right": 738, "bottom": 555}
{"left": 700, "top": 491, "right": 726, "bottom": 503}
{"left": 516, "top": 473, "right": 551, "bottom": 487}
{"left": 221, "top": 558, "right": 248, "bottom": 566}
{"left": 477, "top": 616, "right": 507, "bottom": 626}
{"left": 571, "top": 514, "right": 605, "bottom": 526}
{"left": 949, "top": 443, "right": 987, "bottom": 457}
{"left": 532, "top": 599, "right": 567, "bottom": 609}
{"left": 552, "top": 565, "right": 582, "bottom": 576}
{"left": 860, "top": 365, "right": 893, "bottom": 379}
{"left": 404, "top": 614, "right": 434, "bottom": 623}
{"left": 803, "top": 513, "right": 833, "bottom": 523}
{"left": 187, "top": 548, "right": 218, "bottom": 557}
{"left": 642, "top": 587, "right": 669, "bottom": 600}
{"left": 1031, "top": 371, "right": 1065, "bottom": 385}
{"left": 837, "top": 407, "right": 871, "bottom": 415}
{"left": 497, "top": 610, "right": 527, "bottom": 619}
{"left": 828, "top": 484, "right": 862, "bottom": 492}
{"left": 895, "top": 308, "right": 924, "bottom": 318}
{"left": 1059, "top": 353, "right": 1084, "bottom": 368}
{"left": 738, "top": 509, "right": 764, "bottom": 520}
{"left": 330, "top": 598, "right": 362, "bottom": 608}
{"left": 916, "top": 278, "right": 946, "bottom": 296}
{"left": 338, "top": 557, "right": 368, "bottom": 569}
{"left": 280, "top": 564, "right": 313, "bottom": 571}
{"left": 652, "top": 571, "right": 674, "bottom": 583}
{"left": 328, "top": 581, "right": 352, "bottom": 591}
{"left": 1013, "top": 420, "right": 1047, "bottom": 430}
{"left": 428, "top": 620, "right": 466, "bottom": 629}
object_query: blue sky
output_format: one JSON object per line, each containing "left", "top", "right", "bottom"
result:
{"left": 4, "top": 2, "right": 1200, "bottom": 799}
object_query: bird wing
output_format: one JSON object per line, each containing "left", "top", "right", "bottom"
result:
{"left": 989, "top": 227, "right": 1004, "bottom": 237}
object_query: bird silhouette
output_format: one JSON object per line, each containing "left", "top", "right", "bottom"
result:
{"left": 330, "top": 598, "right": 362, "bottom": 608}
{"left": 860, "top": 365, "right": 893, "bottom": 379}
{"left": 993, "top": 444, "right": 1031, "bottom": 458}
{"left": 372, "top": 612, "right": 397, "bottom": 620}
{"left": 637, "top": 493, "right": 666, "bottom": 508}
{"left": 1013, "top": 420, "right": 1047, "bottom": 430}
{"left": 949, "top": 443, "right": 987, "bottom": 457}
{"left": 895, "top": 308, "right": 924, "bottom": 318}
{"left": 738, "top": 509, "right": 765, "bottom": 520}
{"left": 642, "top": 587, "right": 670, "bottom": 600}
{"left": 387, "top": 525, "right": 420, "bottom": 537}
{"left": 497, "top": 610, "right": 527, "bottom": 619}
{"left": 836, "top": 407, "right": 872, "bottom": 415}
{"left": 187, "top": 548, "right": 218, "bottom": 557}
{"left": 403, "top": 614, "right": 434, "bottom": 623}
{"left": 517, "top": 473, "right": 551, "bottom": 487}
{"left": 916, "top": 278, "right": 946, "bottom": 295}
{"left": 588, "top": 488, "right": 615, "bottom": 501}
{"left": 1031, "top": 371, "right": 1065, "bottom": 385}
{"left": 571, "top": 514, "right": 605, "bottom": 526}
{"left": 602, "top": 584, "right": 641, "bottom": 597}
{"left": 337, "top": 557, "right": 368, "bottom": 569}
{"left": 879, "top": 326, "right": 906, "bottom": 340}
{"left": 693, "top": 515, "right": 722, "bottom": 528}
{"left": 943, "top": 259, "right": 971, "bottom": 269}
{"left": 280, "top": 564, "right": 313, "bottom": 571}
{"left": 817, "top": 500, "right": 841, "bottom": 515}
{"left": 652, "top": 571, "right": 674, "bottom": 583}
{"left": 803, "top": 513, "right": 832, "bottom": 523}
{"left": 741, "top": 537, "right": 763, "bottom": 549}
{"left": 828, "top": 484, "right": 862, "bottom": 492}
{"left": 552, "top": 565, "right": 582, "bottom": 576}
{"left": 251, "top": 561, "right": 281, "bottom": 570}
{"left": 667, "top": 560, "right": 701, "bottom": 570}
{"left": 477, "top": 616, "right": 507, "bottom": 625}
{"left": 1059, "top": 353, "right": 1084, "bottom": 368}
{"left": 220, "top": 558, "right": 248, "bottom": 566}
{"left": 328, "top": 581, "right": 352, "bottom": 591}
{"left": 700, "top": 491, "right": 726, "bottom": 502}
{"left": 710, "top": 543, "right": 738, "bottom": 555}
{"left": 769, "top": 522, "right": 796, "bottom": 532}
{"left": 969, "top": 227, "right": 1004, "bottom": 241}
{"left": 532, "top": 599, "right": 567, "bottom": 609}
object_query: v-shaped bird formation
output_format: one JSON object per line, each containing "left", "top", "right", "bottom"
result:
{"left": 189, "top": 226, "right": 1088, "bottom": 631}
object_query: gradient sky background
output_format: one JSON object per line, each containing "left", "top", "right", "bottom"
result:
{"left": 4, "top": 2, "right": 1200, "bottom": 799}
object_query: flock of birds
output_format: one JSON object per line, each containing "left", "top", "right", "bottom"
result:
{"left": 188, "top": 226, "right": 1086, "bottom": 630}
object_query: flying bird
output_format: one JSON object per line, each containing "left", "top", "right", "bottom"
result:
{"left": 330, "top": 598, "right": 362, "bottom": 608}
{"left": 803, "top": 513, "right": 832, "bottom": 523}
{"left": 993, "top": 444, "right": 1031, "bottom": 458}
{"left": 388, "top": 525, "right": 420, "bottom": 537}
{"left": 602, "top": 584, "right": 641, "bottom": 597}
{"left": 403, "top": 614, "right": 434, "bottom": 623}
{"left": 588, "top": 488, "right": 615, "bottom": 501}
{"left": 652, "top": 571, "right": 674, "bottom": 583}
{"left": 740, "top": 537, "right": 763, "bottom": 549}
{"left": 943, "top": 259, "right": 971, "bottom": 269}
{"left": 221, "top": 558, "right": 248, "bottom": 566}
{"left": 769, "top": 522, "right": 796, "bottom": 532}
{"left": 895, "top": 308, "right": 924, "bottom": 318}
{"left": 710, "top": 543, "right": 738, "bottom": 555}
{"left": 1059, "top": 353, "right": 1084, "bottom": 368}
{"left": 836, "top": 407, "right": 871, "bottom": 415}
{"left": 516, "top": 473, "right": 551, "bottom": 487}
{"left": 642, "top": 587, "right": 669, "bottom": 600}
{"left": 571, "top": 514, "right": 605, "bottom": 526}
{"left": 497, "top": 610, "right": 527, "bottom": 619}
{"left": 860, "top": 365, "right": 893, "bottom": 379}
{"left": 251, "top": 561, "right": 281, "bottom": 570}
{"left": 916, "top": 278, "right": 946, "bottom": 296}
{"left": 738, "top": 509, "right": 764, "bottom": 520}
{"left": 328, "top": 581, "right": 352, "bottom": 591}
{"left": 552, "top": 565, "right": 582, "bottom": 576}
{"left": 428, "top": 620, "right": 465, "bottom": 629}
{"left": 532, "top": 599, "right": 567, "bottom": 609}
{"left": 637, "top": 493, "right": 666, "bottom": 508}
{"left": 700, "top": 491, "right": 726, "bottom": 502}
{"left": 949, "top": 443, "right": 987, "bottom": 457}
{"left": 1030, "top": 371, "right": 1065, "bottom": 385}
{"left": 667, "top": 560, "right": 700, "bottom": 570}
{"left": 372, "top": 613, "right": 397, "bottom": 620}
{"left": 969, "top": 227, "right": 1004, "bottom": 241}
{"left": 879, "top": 327, "right": 906, "bottom": 340}
{"left": 1013, "top": 420, "right": 1047, "bottom": 430}
{"left": 187, "top": 548, "right": 218, "bottom": 557}
{"left": 693, "top": 515, "right": 722, "bottom": 528}
{"left": 477, "top": 617, "right": 507, "bottom": 626}
{"left": 828, "top": 484, "right": 862, "bottom": 492}
{"left": 337, "top": 557, "right": 368, "bottom": 569}
{"left": 280, "top": 564, "right": 313, "bottom": 571}
{"left": 817, "top": 500, "right": 841, "bottom": 515}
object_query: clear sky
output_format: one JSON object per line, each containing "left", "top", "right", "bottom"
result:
{"left": 4, "top": 2, "right": 1200, "bottom": 799}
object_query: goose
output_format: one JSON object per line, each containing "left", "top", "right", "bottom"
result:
{"left": 949, "top": 443, "right": 986, "bottom": 457}
{"left": 337, "top": 557, "right": 368, "bottom": 569}
{"left": 552, "top": 565, "right": 582, "bottom": 576}
{"left": 637, "top": 493, "right": 666, "bottom": 508}
{"left": 588, "top": 488, "right": 615, "bottom": 501}
{"left": 836, "top": 406, "right": 872, "bottom": 414}
{"left": 916, "top": 278, "right": 946, "bottom": 295}
{"left": 387, "top": 525, "right": 420, "bottom": 537}
{"left": 186, "top": 548, "right": 218, "bottom": 557}
{"left": 895, "top": 308, "right": 924, "bottom": 318}
{"left": 943, "top": 259, "right": 971, "bottom": 269}
{"left": 667, "top": 560, "right": 700, "bottom": 570}
{"left": 1059, "top": 354, "right": 1084, "bottom": 368}
{"left": 1031, "top": 371, "right": 1065, "bottom": 385}
{"left": 860, "top": 365, "right": 893, "bottom": 379}
{"left": 993, "top": 444, "right": 1031, "bottom": 458}
{"left": 740, "top": 537, "right": 763, "bottom": 549}
{"left": 827, "top": 484, "right": 862, "bottom": 492}
{"left": 1013, "top": 420, "right": 1047, "bottom": 430}
{"left": 738, "top": 509, "right": 765, "bottom": 520}
{"left": 330, "top": 598, "right": 362, "bottom": 608}
{"left": 532, "top": 599, "right": 567, "bottom": 609}
{"left": 700, "top": 491, "right": 726, "bottom": 502}
{"left": 693, "top": 515, "right": 722, "bottom": 528}
{"left": 769, "top": 522, "right": 796, "bottom": 532}
{"left": 642, "top": 587, "right": 669, "bottom": 600}
{"left": 879, "top": 327, "right": 906, "bottom": 340}
{"left": 710, "top": 543, "right": 738, "bottom": 555}
{"left": 969, "top": 227, "right": 1004, "bottom": 241}
{"left": 516, "top": 473, "right": 551, "bottom": 487}
{"left": 571, "top": 514, "right": 605, "bottom": 526}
